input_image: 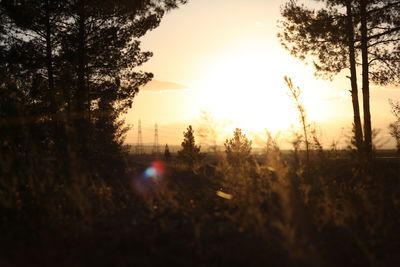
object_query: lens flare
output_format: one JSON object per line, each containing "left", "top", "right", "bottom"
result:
{"left": 132, "top": 160, "right": 167, "bottom": 195}
{"left": 144, "top": 167, "right": 157, "bottom": 178}
{"left": 143, "top": 160, "right": 166, "bottom": 179}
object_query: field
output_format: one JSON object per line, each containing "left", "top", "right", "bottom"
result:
{"left": 1, "top": 149, "right": 399, "bottom": 267}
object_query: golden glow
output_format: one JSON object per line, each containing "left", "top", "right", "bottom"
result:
{"left": 193, "top": 40, "right": 328, "bottom": 134}
{"left": 125, "top": 0, "right": 398, "bottom": 148}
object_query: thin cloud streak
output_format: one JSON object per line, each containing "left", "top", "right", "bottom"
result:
{"left": 141, "top": 80, "right": 188, "bottom": 91}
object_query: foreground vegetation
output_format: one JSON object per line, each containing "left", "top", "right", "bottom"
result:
{"left": 1, "top": 139, "right": 399, "bottom": 266}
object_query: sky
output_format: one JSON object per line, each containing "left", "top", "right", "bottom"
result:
{"left": 125, "top": 0, "right": 399, "bottom": 149}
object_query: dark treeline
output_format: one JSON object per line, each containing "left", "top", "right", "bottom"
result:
{"left": 1, "top": 0, "right": 185, "bottom": 178}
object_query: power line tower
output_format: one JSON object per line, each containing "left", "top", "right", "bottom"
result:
{"left": 135, "top": 119, "right": 144, "bottom": 155}
{"left": 153, "top": 123, "right": 160, "bottom": 154}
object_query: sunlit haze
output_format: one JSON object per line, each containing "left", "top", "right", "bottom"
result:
{"left": 125, "top": 0, "right": 399, "bottom": 149}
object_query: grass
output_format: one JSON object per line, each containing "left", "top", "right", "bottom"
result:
{"left": 1, "top": 143, "right": 399, "bottom": 266}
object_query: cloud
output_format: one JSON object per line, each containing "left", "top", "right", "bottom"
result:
{"left": 140, "top": 80, "right": 188, "bottom": 92}
{"left": 323, "top": 92, "right": 349, "bottom": 102}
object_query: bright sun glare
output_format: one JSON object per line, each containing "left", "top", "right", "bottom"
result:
{"left": 193, "top": 40, "right": 327, "bottom": 135}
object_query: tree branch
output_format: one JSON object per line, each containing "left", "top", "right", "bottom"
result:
{"left": 368, "top": 38, "right": 400, "bottom": 48}
{"left": 367, "top": 26, "right": 400, "bottom": 41}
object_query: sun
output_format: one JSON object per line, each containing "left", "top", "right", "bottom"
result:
{"left": 192, "top": 40, "right": 325, "bottom": 135}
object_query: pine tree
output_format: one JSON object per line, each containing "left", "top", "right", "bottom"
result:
{"left": 279, "top": 0, "right": 400, "bottom": 158}
{"left": 279, "top": 0, "right": 364, "bottom": 153}
{"left": 178, "top": 125, "right": 202, "bottom": 169}
{"left": 224, "top": 128, "right": 252, "bottom": 166}
{"left": 0, "top": 0, "right": 187, "bottom": 175}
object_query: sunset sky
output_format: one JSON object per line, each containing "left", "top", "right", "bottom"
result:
{"left": 125, "top": 0, "right": 399, "bottom": 149}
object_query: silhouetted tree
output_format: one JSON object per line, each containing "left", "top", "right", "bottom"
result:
{"left": 164, "top": 144, "right": 171, "bottom": 162}
{"left": 279, "top": 0, "right": 364, "bottom": 153}
{"left": 358, "top": 0, "right": 400, "bottom": 156}
{"left": 279, "top": 0, "right": 400, "bottom": 157}
{"left": 178, "top": 125, "right": 202, "bottom": 169}
{"left": 1, "top": 2, "right": 60, "bottom": 181}
{"left": 0, "top": 0, "right": 187, "bottom": 176}
{"left": 224, "top": 128, "right": 252, "bottom": 166}
{"left": 0, "top": 0, "right": 185, "bottom": 172}
{"left": 346, "top": 0, "right": 364, "bottom": 154}
{"left": 58, "top": 0, "right": 183, "bottom": 164}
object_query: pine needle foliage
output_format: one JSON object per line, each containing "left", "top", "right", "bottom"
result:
{"left": 224, "top": 128, "right": 252, "bottom": 166}
{"left": 178, "top": 125, "right": 202, "bottom": 169}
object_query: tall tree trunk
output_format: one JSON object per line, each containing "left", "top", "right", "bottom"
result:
{"left": 45, "top": 0, "right": 55, "bottom": 115}
{"left": 76, "top": 0, "right": 87, "bottom": 156}
{"left": 45, "top": 0, "right": 62, "bottom": 153}
{"left": 346, "top": 0, "right": 364, "bottom": 153}
{"left": 360, "top": 0, "right": 372, "bottom": 157}
{"left": 77, "top": 7, "right": 85, "bottom": 115}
